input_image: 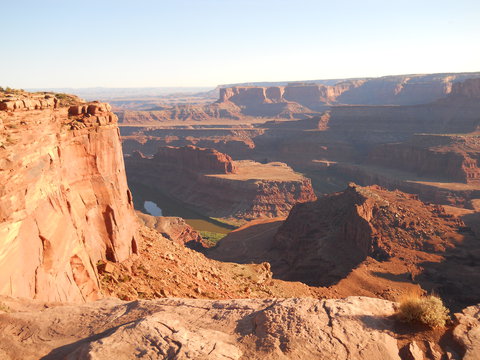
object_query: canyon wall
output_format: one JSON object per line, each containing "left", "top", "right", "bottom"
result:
{"left": 154, "top": 145, "right": 237, "bottom": 174}
{"left": 447, "top": 77, "right": 480, "bottom": 101}
{"left": 368, "top": 134, "right": 480, "bottom": 183}
{"left": 116, "top": 101, "right": 244, "bottom": 124}
{"left": 113, "top": 73, "right": 480, "bottom": 124}
{"left": 218, "top": 73, "right": 480, "bottom": 109}
{"left": 0, "top": 92, "right": 137, "bottom": 302}
{"left": 125, "top": 146, "right": 316, "bottom": 220}
{"left": 120, "top": 126, "right": 259, "bottom": 158}
{"left": 218, "top": 81, "right": 363, "bottom": 109}
{"left": 212, "top": 74, "right": 480, "bottom": 129}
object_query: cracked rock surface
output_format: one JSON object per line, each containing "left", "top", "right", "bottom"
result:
{"left": 0, "top": 296, "right": 403, "bottom": 360}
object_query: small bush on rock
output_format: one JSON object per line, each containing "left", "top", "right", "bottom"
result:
{"left": 397, "top": 295, "right": 449, "bottom": 328}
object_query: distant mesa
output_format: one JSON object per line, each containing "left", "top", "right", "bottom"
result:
{"left": 113, "top": 72, "right": 480, "bottom": 124}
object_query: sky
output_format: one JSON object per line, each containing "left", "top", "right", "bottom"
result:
{"left": 2, "top": 0, "right": 480, "bottom": 88}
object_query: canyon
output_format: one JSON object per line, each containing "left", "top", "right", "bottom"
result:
{"left": 1, "top": 71, "right": 480, "bottom": 359}
{"left": 125, "top": 145, "right": 317, "bottom": 222}
{"left": 120, "top": 75, "right": 480, "bottom": 210}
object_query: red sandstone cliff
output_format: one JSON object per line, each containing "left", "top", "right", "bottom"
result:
{"left": 0, "top": 92, "right": 137, "bottom": 302}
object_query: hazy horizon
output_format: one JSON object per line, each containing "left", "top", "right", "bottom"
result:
{"left": 2, "top": 0, "right": 479, "bottom": 88}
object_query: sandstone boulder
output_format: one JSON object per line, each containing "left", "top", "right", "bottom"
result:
{"left": 453, "top": 304, "right": 480, "bottom": 360}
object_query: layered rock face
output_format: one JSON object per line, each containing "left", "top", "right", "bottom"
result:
{"left": 125, "top": 146, "right": 316, "bottom": 220}
{"left": 447, "top": 77, "right": 480, "bottom": 101}
{"left": 218, "top": 81, "right": 362, "bottom": 110}
{"left": 272, "top": 184, "right": 467, "bottom": 286}
{"left": 369, "top": 134, "right": 480, "bottom": 183}
{"left": 218, "top": 73, "right": 480, "bottom": 109}
{"left": 0, "top": 92, "right": 137, "bottom": 302}
{"left": 112, "top": 73, "right": 480, "bottom": 124}
{"left": 116, "top": 101, "right": 245, "bottom": 124}
{"left": 325, "top": 103, "right": 480, "bottom": 144}
{"left": 154, "top": 144, "right": 237, "bottom": 174}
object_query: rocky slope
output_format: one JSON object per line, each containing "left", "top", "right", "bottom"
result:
{"left": 0, "top": 91, "right": 138, "bottom": 302}
{"left": 208, "top": 184, "right": 480, "bottom": 310}
{"left": 2, "top": 294, "right": 475, "bottom": 360}
{"left": 96, "top": 221, "right": 314, "bottom": 301}
{"left": 125, "top": 146, "right": 317, "bottom": 221}
{"left": 272, "top": 184, "right": 467, "bottom": 285}
{"left": 136, "top": 211, "right": 207, "bottom": 249}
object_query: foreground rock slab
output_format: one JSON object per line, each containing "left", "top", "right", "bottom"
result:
{"left": 454, "top": 304, "right": 480, "bottom": 360}
{"left": 0, "top": 296, "right": 405, "bottom": 360}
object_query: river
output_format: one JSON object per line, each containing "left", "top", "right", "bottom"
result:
{"left": 129, "top": 182, "right": 233, "bottom": 234}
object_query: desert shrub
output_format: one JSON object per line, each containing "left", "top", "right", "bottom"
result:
{"left": 55, "top": 93, "right": 70, "bottom": 99}
{"left": 396, "top": 294, "right": 449, "bottom": 328}
{"left": 0, "top": 302, "right": 10, "bottom": 312}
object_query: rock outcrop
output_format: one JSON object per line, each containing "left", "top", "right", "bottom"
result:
{"left": 154, "top": 144, "right": 237, "bottom": 174}
{"left": 125, "top": 147, "right": 317, "bottom": 221}
{"left": 0, "top": 92, "right": 137, "bottom": 302}
{"left": 0, "top": 295, "right": 425, "bottom": 360}
{"left": 272, "top": 184, "right": 468, "bottom": 287}
{"left": 136, "top": 211, "right": 206, "bottom": 249}
{"left": 453, "top": 304, "right": 480, "bottom": 360}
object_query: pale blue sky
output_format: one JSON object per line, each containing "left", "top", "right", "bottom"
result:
{"left": 2, "top": 0, "right": 479, "bottom": 88}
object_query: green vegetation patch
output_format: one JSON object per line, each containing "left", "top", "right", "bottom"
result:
{"left": 199, "top": 231, "right": 227, "bottom": 247}
{"left": 0, "top": 302, "right": 10, "bottom": 313}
